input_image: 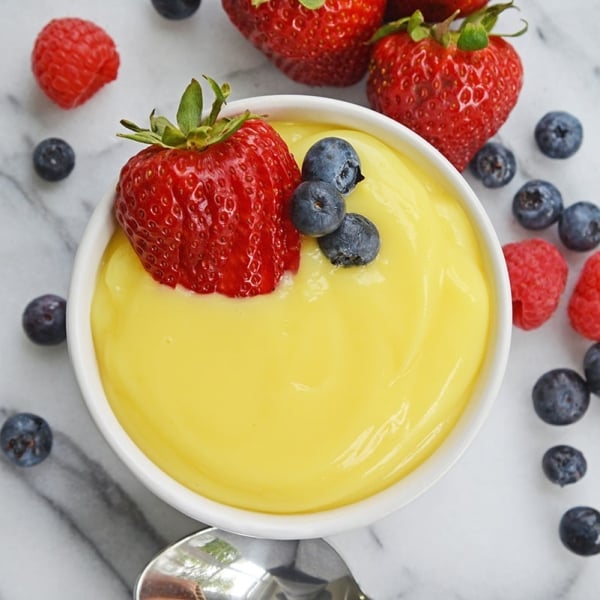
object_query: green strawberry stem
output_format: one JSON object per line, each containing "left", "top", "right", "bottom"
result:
{"left": 371, "top": 1, "right": 528, "bottom": 51}
{"left": 118, "top": 76, "right": 256, "bottom": 150}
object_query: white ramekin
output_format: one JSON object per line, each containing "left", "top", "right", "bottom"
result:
{"left": 67, "top": 95, "right": 512, "bottom": 540}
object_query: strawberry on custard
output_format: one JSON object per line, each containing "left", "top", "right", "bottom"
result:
{"left": 114, "top": 77, "right": 301, "bottom": 298}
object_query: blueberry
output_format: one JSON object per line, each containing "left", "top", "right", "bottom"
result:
{"left": 535, "top": 111, "right": 583, "bottom": 159}
{"left": 583, "top": 342, "right": 600, "bottom": 395}
{"left": 318, "top": 213, "right": 380, "bottom": 267}
{"left": 559, "top": 507, "right": 600, "bottom": 556}
{"left": 301, "top": 137, "right": 364, "bottom": 195}
{"left": 558, "top": 201, "right": 600, "bottom": 251}
{"left": 469, "top": 142, "right": 516, "bottom": 188}
{"left": 33, "top": 138, "right": 75, "bottom": 182}
{"left": 542, "top": 445, "right": 587, "bottom": 486}
{"left": 512, "top": 180, "right": 563, "bottom": 230}
{"left": 532, "top": 368, "right": 590, "bottom": 425}
{"left": 151, "top": 0, "right": 201, "bottom": 19}
{"left": 22, "top": 294, "right": 67, "bottom": 345}
{"left": 1, "top": 413, "right": 53, "bottom": 467}
{"left": 290, "top": 181, "right": 346, "bottom": 237}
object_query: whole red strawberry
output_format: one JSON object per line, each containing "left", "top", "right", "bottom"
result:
{"left": 502, "top": 238, "right": 568, "bottom": 331}
{"left": 115, "top": 77, "right": 301, "bottom": 298}
{"left": 385, "top": 0, "right": 489, "bottom": 23}
{"left": 221, "top": 0, "right": 386, "bottom": 87}
{"left": 32, "top": 17, "right": 119, "bottom": 109}
{"left": 367, "top": 4, "right": 525, "bottom": 171}
{"left": 568, "top": 252, "right": 600, "bottom": 340}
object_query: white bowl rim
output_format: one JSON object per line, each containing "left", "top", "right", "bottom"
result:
{"left": 67, "top": 94, "right": 512, "bottom": 540}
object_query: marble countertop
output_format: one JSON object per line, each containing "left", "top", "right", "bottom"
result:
{"left": 2, "top": 1, "right": 600, "bottom": 598}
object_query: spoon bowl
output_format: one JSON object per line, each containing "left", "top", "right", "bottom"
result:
{"left": 135, "top": 527, "right": 369, "bottom": 600}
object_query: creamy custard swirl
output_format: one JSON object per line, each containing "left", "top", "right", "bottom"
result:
{"left": 92, "top": 122, "right": 491, "bottom": 514}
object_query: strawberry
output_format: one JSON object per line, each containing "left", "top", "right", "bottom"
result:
{"left": 114, "top": 77, "right": 301, "bottom": 298}
{"left": 366, "top": 3, "right": 525, "bottom": 171}
{"left": 385, "top": 0, "right": 489, "bottom": 23}
{"left": 31, "top": 17, "right": 119, "bottom": 109}
{"left": 221, "top": 0, "right": 387, "bottom": 87}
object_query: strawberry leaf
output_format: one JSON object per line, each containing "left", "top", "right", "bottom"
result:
{"left": 407, "top": 9, "right": 425, "bottom": 30}
{"left": 118, "top": 75, "right": 256, "bottom": 151}
{"left": 406, "top": 10, "right": 433, "bottom": 42}
{"left": 150, "top": 112, "right": 178, "bottom": 137}
{"left": 461, "top": 1, "right": 528, "bottom": 39}
{"left": 370, "top": 3, "right": 527, "bottom": 50}
{"left": 478, "top": 1, "right": 516, "bottom": 31}
{"left": 117, "top": 132, "right": 160, "bottom": 145}
{"left": 211, "top": 112, "right": 253, "bottom": 143}
{"left": 457, "top": 22, "right": 489, "bottom": 50}
{"left": 187, "top": 126, "right": 212, "bottom": 148}
{"left": 203, "top": 76, "right": 230, "bottom": 126}
{"left": 162, "top": 124, "right": 188, "bottom": 147}
{"left": 177, "top": 79, "right": 203, "bottom": 136}
{"left": 119, "top": 119, "right": 145, "bottom": 133}
{"left": 369, "top": 14, "right": 415, "bottom": 43}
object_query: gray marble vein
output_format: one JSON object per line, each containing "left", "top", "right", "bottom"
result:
{"left": 1, "top": 407, "right": 169, "bottom": 595}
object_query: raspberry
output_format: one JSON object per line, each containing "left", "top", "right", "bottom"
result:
{"left": 568, "top": 252, "right": 600, "bottom": 340}
{"left": 31, "top": 18, "right": 120, "bottom": 109}
{"left": 502, "top": 238, "right": 568, "bottom": 330}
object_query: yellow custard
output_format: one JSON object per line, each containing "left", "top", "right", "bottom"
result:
{"left": 91, "top": 122, "right": 491, "bottom": 514}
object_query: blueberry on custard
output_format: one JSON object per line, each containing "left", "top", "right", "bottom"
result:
{"left": 302, "top": 137, "right": 364, "bottom": 195}
{"left": 318, "top": 213, "right": 380, "bottom": 267}
{"left": 290, "top": 180, "right": 346, "bottom": 237}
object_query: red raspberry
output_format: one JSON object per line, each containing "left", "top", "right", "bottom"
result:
{"left": 568, "top": 252, "right": 600, "bottom": 340}
{"left": 503, "top": 238, "right": 568, "bottom": 330}
{"left": 31, "top": 18, "right": 119, "bottom": 109}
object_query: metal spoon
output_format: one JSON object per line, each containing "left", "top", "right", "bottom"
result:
{"left": 134, "top": 527, "right": 370, "bottom": 600}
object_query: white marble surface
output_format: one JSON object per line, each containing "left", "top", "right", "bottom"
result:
{"left": 2, "top": 0, "right": 600, "bottom": 598}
